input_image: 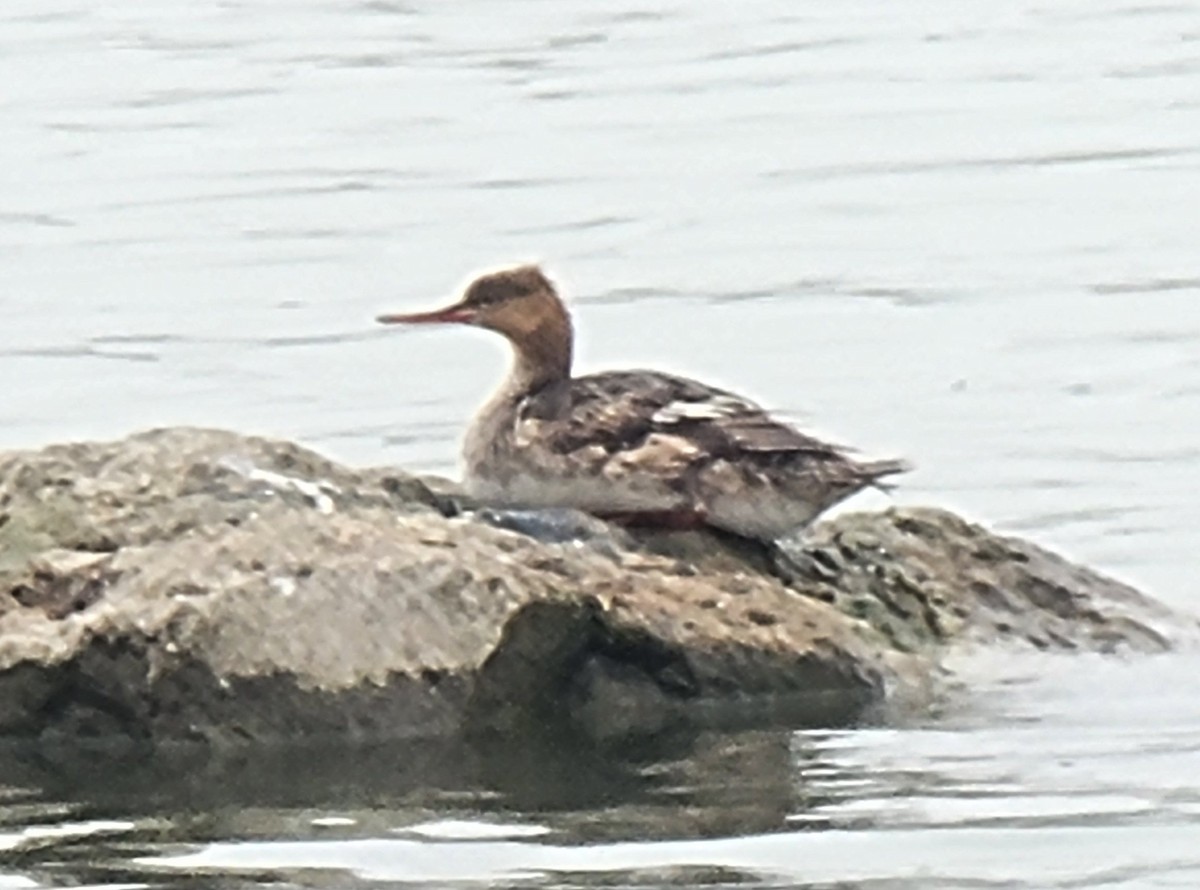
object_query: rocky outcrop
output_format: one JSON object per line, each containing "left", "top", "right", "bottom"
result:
{"left": 775, "top": 508, "right": 1181, "bottom": 655}
{"left": 0, "top": 428, "right": 1188, "bottom": 747}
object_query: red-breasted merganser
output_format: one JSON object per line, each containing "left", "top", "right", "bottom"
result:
{"left": 377, "top": 265, "right": 907, "bottom": 542}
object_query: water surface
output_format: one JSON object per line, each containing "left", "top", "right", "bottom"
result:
{"left": 2, "top": 0, "right": 1199, "bottom": 887}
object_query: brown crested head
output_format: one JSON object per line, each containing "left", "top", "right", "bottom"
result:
{"left": 455, "top": 264, "right": 562, "bottom": 336}
{"left": 377, "top": 264, "right": 574, "bottom": 384}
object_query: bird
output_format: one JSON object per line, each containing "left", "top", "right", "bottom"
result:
{"left": 376, "top": 264, "right": 907, "bottom": 542}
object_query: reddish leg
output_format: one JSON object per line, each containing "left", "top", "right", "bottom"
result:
{"left": 594, "top": 508, "right": 710, "bottom": 530}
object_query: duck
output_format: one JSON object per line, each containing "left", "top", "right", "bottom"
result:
{"left": 376, "top": 264, "right": 907, "bottom": 542}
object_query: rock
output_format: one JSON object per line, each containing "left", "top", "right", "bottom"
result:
{"left": 0, "top": 428, "right": 1189, "bottom": 747}
{"left": 774, "top": 508, "right": 1186, "bottom": 654}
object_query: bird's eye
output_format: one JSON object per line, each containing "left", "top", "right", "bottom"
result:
{"left": 467, "top": 285, "right": 496, "bottom": 306}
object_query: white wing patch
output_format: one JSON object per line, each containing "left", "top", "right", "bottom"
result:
{"left": 652, "top": 395, "right": 751, "bottom": 424}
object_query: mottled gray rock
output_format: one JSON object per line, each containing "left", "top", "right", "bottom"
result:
{"left": 0, "top": 428, "right": 1189, "bottom": 747}
{"left": 775, "top": 508, "right": 1186, "bottom": 654}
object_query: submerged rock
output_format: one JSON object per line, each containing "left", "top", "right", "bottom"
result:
{"left": 0, "top": 428, "right": 1188, "bottom": 747}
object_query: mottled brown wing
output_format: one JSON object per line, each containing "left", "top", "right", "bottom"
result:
{"left": 517, "top": 370, "right": 847, "bottom": 461}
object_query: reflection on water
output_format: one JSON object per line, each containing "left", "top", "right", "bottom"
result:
{"left": 3, "top": 653, "right": 1200, "bottom": 888}
{"left": 3, "top": 0, "right": 1200, "bottom": 886}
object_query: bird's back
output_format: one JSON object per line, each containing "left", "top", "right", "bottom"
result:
{"left": 464, "top": 368, "right": 906, "bottom": 541}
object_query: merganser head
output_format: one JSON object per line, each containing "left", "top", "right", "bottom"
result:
{"left": 377, "top": 264, "right": 573, "bottom": 385}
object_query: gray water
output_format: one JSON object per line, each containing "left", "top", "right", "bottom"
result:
{"left": 3, "top": 0, "right": 1200, "bottom": 887}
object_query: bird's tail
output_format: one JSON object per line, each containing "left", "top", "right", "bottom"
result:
{"left": 862, "top": 457, "right": 912, "bottom": 493}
